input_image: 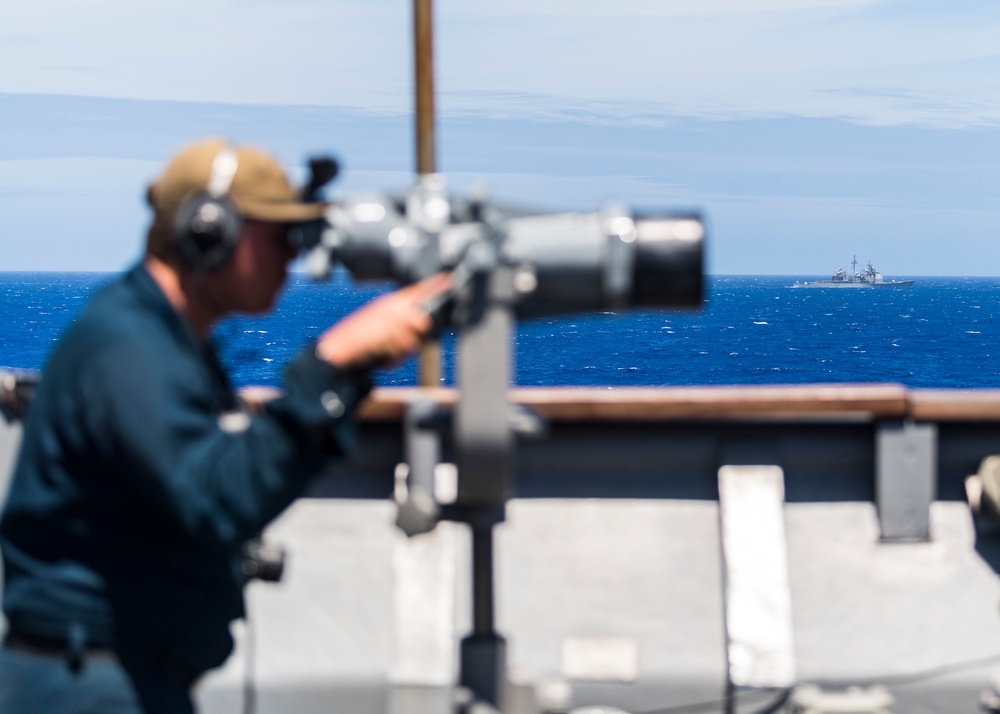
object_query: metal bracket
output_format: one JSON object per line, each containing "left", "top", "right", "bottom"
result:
{"left": 875, "top": 421, "right": 936, "bottom": 542}
{"left": 396, "top": 397, "right": 452, "bottom": 538}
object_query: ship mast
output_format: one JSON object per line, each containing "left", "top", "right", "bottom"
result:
{"left": 851, "top": 254, "right": 858, "bottom": 278}
{"left": 414, "top": 0, "right": 441, "bottom": 386}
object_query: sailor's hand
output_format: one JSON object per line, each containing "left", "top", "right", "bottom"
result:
{"left": 316, "top": 273, "right": 452, "bottom": 371}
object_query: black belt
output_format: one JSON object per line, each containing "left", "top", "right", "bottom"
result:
{"left": 4, "top": 627, "right": 115, "bottom": 673}
{"left": 3, "top": 627, "right": 200, "bottom": 687}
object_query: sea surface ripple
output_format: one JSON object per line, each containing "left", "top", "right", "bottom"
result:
{"left": 1, "top": 273, "right": 998, "bottom": 389}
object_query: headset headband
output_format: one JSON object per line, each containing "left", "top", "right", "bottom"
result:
{"left": 207, "top": 146, "right": 239, "bottom": 198}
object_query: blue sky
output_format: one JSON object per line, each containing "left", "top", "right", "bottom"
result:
{"left": 1, "top": 0, "right": 998, "bottom": 274}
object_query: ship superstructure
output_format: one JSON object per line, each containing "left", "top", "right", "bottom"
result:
{"left": 792, "top": 255, "right": 914, "bottom": 288}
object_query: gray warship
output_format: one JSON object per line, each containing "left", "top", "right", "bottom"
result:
{"left": 792, "top": 255, "right": 915, "bottom": 288}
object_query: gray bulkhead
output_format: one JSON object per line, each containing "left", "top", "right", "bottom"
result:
{"left": 3, "top": 377, "right": 1000, "bottom": 713}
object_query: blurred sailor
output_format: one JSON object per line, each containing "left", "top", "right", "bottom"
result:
{"left": 0, "top": 138, "right": 449, "bottom": 713}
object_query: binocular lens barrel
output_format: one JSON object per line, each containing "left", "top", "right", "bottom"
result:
{"left": 315, "top": 198, "right": 705, "bottom": 318}
{"left": 632, "top": 215, "right": 704, "bottom": 309}
{"left": 503, "top": 211, "right": 705, "bottom": 316}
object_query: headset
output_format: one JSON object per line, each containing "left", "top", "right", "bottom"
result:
{"left": 174, "top": 146, "right": 242, "bottom": 272}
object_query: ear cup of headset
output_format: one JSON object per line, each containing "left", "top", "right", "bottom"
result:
{"left": 175, "top": 191, "right": 243, "bottom": 271}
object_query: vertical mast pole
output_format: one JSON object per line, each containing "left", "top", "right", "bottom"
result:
{"left": 414, "top": 0, "right": 441, "bottom": 387}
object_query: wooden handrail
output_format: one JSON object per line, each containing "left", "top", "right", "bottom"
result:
{"left": 356, "top": 384, "right": 913, "bottom": 422}
{"left": 5, "top": 368, "right": 998, "bottom": 424}
{"left": 908, "top": 390, "right": 1000, "bottom": 422}
{"left": 216, "top": 383, "right": 1000, "bottom": 424}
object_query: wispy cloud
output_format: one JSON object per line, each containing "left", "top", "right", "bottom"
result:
{"left": 1, "top": 1, "right": 998, "bottom": 127}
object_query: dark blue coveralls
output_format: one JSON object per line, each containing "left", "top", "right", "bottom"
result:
{"left": 0, "top": 264, "right": 371, "bottom": 713}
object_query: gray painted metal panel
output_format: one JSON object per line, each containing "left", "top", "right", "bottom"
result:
{"left": 718, "top": 465, "right": 796, "bottom": 689}
{"left": 876, "top": 421, "right": 937, "bottom": 542}
{"left": 5, "top": 391, "right": 1000, "bottom": 712}
{"left": 191, "top": 498, "right": 1000, "bottom": 713}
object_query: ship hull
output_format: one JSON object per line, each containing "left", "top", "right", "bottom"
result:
{"left": 792, "top": 280, "right": 914, "bottom": 289}
{"left": 792, "top": 282, "right": 874, "bottom": 288}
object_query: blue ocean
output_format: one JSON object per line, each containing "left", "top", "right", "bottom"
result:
{"left": 2, "top": 272, "right": 999, "bottom": 389}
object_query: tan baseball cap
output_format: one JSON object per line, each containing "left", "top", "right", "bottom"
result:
{"left": 147, "top": 138, "right": 327, "bottom": 224}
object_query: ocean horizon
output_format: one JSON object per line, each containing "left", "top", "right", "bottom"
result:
{"left": 2, "top": 271, "right": 998, "bottom": 390}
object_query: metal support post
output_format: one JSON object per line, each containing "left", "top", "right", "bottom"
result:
{"left": 460, "top": 524, "right": 507, "bottom": 710}
{"left": 876, "top": 420, "right": 936, "bottom": 542}
{"left": 389, "top": 521, "right": 462, "bottom": 714}
{"left": 391, "top": 398, "right": 461, "bottom": 714}
{"left": 718, "top": 465, "right": 796, "bottom": 698}
{"left": 455, "top": 269, "right": 514, "bottom": 507}
{"left": 453, "top": 268, "right": 514, "bottom": 710}
{"left": 471, "top": 525, "right": 495, "bottom": 637}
